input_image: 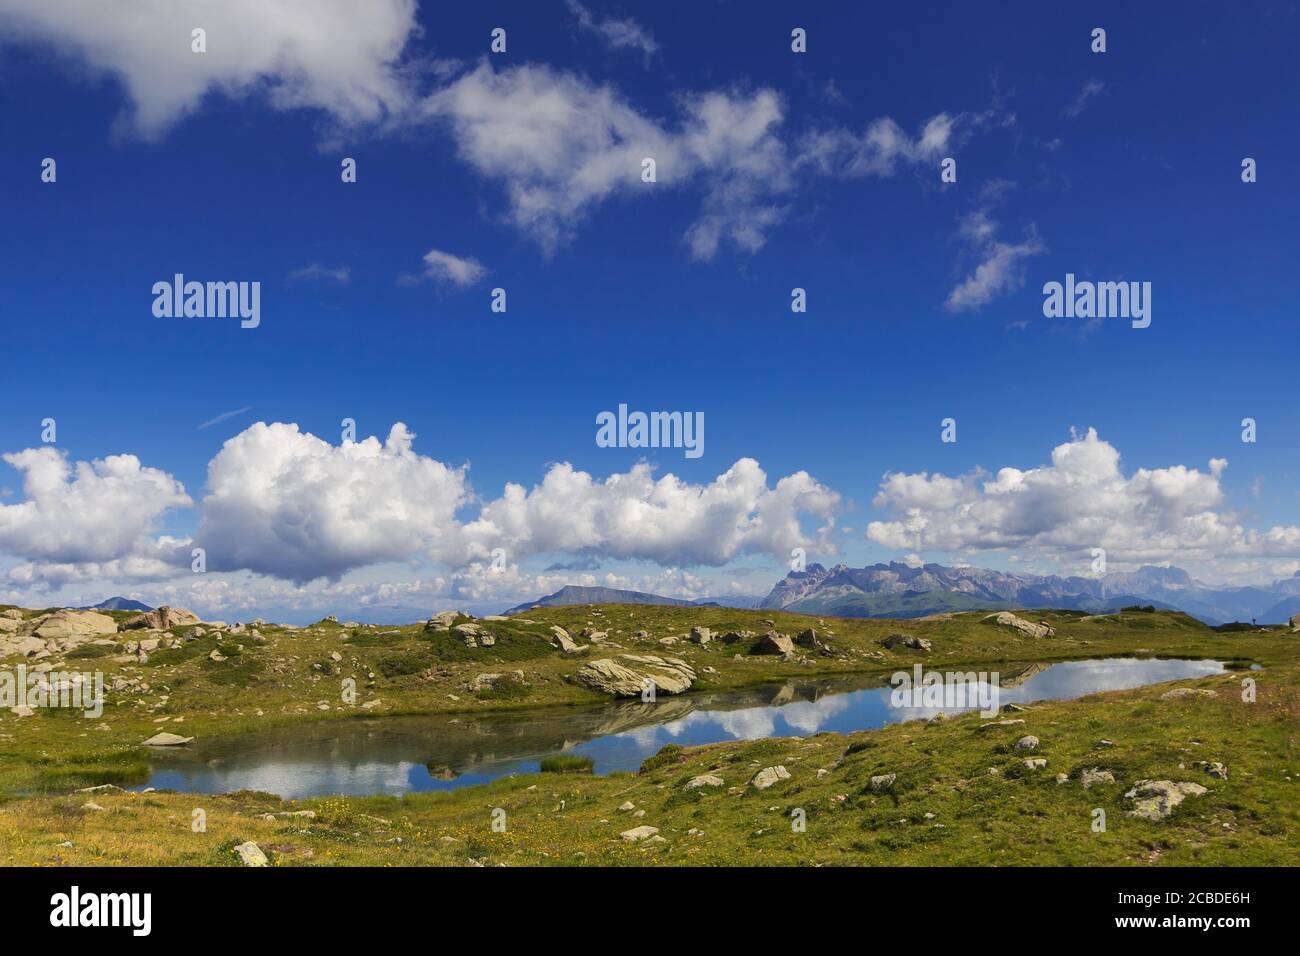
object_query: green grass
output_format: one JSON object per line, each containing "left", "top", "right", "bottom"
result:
{"left": 0, "top": 603, "right": 1295, "bottom": 865}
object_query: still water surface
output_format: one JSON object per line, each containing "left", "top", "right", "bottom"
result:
{"left": 142, "top": 657, "right": 1231, "bottom": 798}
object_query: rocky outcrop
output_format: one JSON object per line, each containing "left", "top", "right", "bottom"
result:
{"left": 1123, "top": 779, "right": 1208, "bottom": 820}
{"left": 574, "top": 655, "right": 695, "bottom": 697}
{"left": 120, "top": 606, "right": 199, "bottom": 631}
{"left": 983, "top": 612, "right": 1055, "bottom": 639}
{"left": 233, "top": 841, "right": 269, "bottom": 866}
{"left": 33, "top": 610, "right": 118, "bottom": 640}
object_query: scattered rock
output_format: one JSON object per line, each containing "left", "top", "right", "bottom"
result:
{"left": 1197, "top": 761, "right": 1229, "bottom": 780}
{"left": 1160, "top": 687, "right": 1218, "bottom": 700}
{"left": 574, "top": 656, "right": 695, "bottom": 697}
{"left": 881, "top": 633, "right": 932, "bottom": 652}
{"left": 751, "top": 766, "right": 791, "bottom": 790}
{"left": 233, "top": 841, "right": 269, "bottom": 866}
{"left": 753, "top": 631, "right": 795, "bottom": 655}
{"left": 1023, "top": 758, "right": 1048, "bottom": 770}
{"left": 869, "top": 773, "right": 896, "bottom": 791}
{"left": 1080, "top": 767, "right": 1116, "bottom": 790}
{"left": 1014, "top": 735, "right": 1040, "bottom": 750}
{"left": 688, "top": 626, "right": 712, "bottom": 644}
{"left": 794, "top": 628, "right": 822, "bottom": 649}
{"left": 619, "top": 825, "right": 660, "bottom": 843}
{"left": 142, "top": 732, "right": 193, "bottom": 746}
{"left": 983, "top": 611, "right": 1055, "bottom": 639}
{"left": 975, "top": 718, "right": 1025, "bottom": 733}
{"left": 551, "top": 626, "right": 582, "bottom": 653}
{"left": 618, "top": 801, "right": 636, "bottom": 812}
{"left": 685, "top": 774, "right": 724, "bottom": 790}
{"left": 1123, "top": 779, "right": 1208, "bottom": 821}
{"left": 120, "top": 606, "right": 200, "bottom": 631}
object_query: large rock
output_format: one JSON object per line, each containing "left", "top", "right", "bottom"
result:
{"left": 688, "top": 626, "right": 712, "bottom": 644}
{"left": 452, "top": 622, "right": 483, "bottom": 647}
{"left": 1123, "top": 779, "right": 1208, "bottom": 821}
{"left": 685, "top": 774, "right": 724, "bottom": 790}
{"left": 142, "top": 732, "right": 193, "bottom": 746}
{"left": 551, "top": 626, "right": 582, "bottom": 653}
{"left": 751, "top": 765, "right": 791, "bottom": 790}
{"left": 753, "top": 631, "right": 795, "bottom": 655}
{"left": 620, "top": 825, "right": 660, "bottom": 843}
{"left": 33, "top": 610, "right": 118, "bottom": 640}
{"left": 983, "top": 612, "right": 1054, "bottom": 639}
{"left": 0, "top": 618, "right": 19, "bottom": 634}
{"left": 794, "top": 627, "right": 822, "bottom": 649}
{"left": 1290, "top": 613, "right": 1300, "bottom": 631}
{"left": 120, "top": 606, "right": 199, "bottom": 631}
{"left": 882, "top": 633, "right": 932, "bottom": 652}
{"left": 574, "top": 655, "right": 695, "bottom": 697}
{"left": 233, "top": 841, "right": 269, "bottom": 867}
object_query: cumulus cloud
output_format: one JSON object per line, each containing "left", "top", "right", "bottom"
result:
{"left": 0, "top": 0, "right": 420, "bottom": 137}
{"left": 193, "top": 422, "right": 471, "bottom": 583}
{"left": 566, "top": 1, "right": 658, "bottom": 58}
{"left": 185, "top": 422, "right": 839, "bottom": 583}
{"left": 0, "top": 447, "right": 191, "bottom": 586}
{"left": 463, "top": 458, "right": 840, "bottom": 567}
{"left": 866, "top": 428, "right": 1300, "bottom": 565}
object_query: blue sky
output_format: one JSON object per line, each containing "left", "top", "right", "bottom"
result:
{"left": 0, "top": 1, "right": 1297, "bottom": 621}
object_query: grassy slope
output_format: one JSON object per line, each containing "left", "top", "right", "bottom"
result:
{"left": 0, "top": 604, "right": 1295, "bottom": 866}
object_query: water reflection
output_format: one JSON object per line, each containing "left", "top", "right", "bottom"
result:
{"left": 141, "top": 657, "right": 1230, "bottom": 798}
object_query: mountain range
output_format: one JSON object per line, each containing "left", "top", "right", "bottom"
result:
{"left": 502, "top": 585, "right": 758, "bottom": 616}
{"left": 757, "top": 563, "right": 1300, "bottom": 626}
{"left": 501, "top": 564, "right": 1300, "bottom": 626}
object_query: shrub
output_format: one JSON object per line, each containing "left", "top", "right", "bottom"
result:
{"left": 540, "top": 754, "right": 594, "bottom": 774}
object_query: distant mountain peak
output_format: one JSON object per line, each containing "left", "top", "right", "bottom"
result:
{"left": 77, "top": 596, "right": 153, "bottom": 612}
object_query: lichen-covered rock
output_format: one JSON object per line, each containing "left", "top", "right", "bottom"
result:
{"left": 751, "top": 766, "right": 791, "bottom": 790}
{"left": 983, "top": 612, "right": 1054, "bottom": 639}
{"left": 1123, "top": 779, "right": 1208, "bottom": 820}
{"left": 574, "top": 655, "right": 695, "bottom": 697}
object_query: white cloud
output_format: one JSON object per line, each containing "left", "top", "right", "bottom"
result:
{"left": 426, "top": 62, "right": 941, "bottom": 260}
{"left": 410, "top": 248, "right": 488, "bottom": 287}
{"left": 944, "top": 208, "right": 1045, "bottom": 312}
{"left": 0, "top": 447, "right": 191, "bottom": 585}
{"left": 798, "top": 113, "right": 964, "bottom": 177}
{"left": 866, "top": 428, "right": 1300, "bottom": 565}
{"left": 193, "top": 422, "right": 471, "bottom": 583}
{"left": 464, "top": 458, "right": 839, "bottom": 567}
{"left": 0, "top": 0, "right": 420, "bottom": 138}
{"left": 566, "top": 1, "right": 658, "bottom": 58}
